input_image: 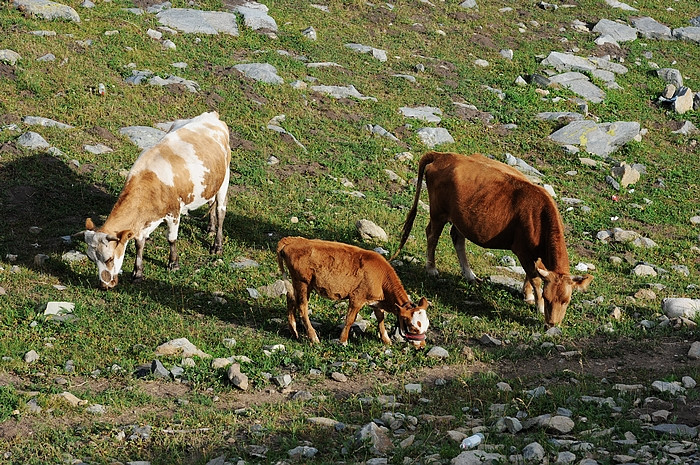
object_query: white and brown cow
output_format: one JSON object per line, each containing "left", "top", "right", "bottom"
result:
{"left": 392, "top": 151, "right": 592, "bottom": 327}
{"left": 82, "top": 111, "right": 231, "bottom": 289}
{"left": 277, "top": 236, "right": 430, "bottom": 348}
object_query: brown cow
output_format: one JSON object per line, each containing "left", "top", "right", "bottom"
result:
{"left": 277, "top": 236, "right": 430, "bottom": 348}
{"left": 393, "top": 151, "right": 592, "bottom": 327}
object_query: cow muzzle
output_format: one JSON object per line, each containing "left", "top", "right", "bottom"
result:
{"left": 99, "top": 270, "right": 118, "bottom": 290}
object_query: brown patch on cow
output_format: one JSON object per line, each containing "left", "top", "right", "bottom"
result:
{"left": 0, "top": 63, "right": 17, "bottom": 81}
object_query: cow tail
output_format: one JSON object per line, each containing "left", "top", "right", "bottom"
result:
{"left": 390, "top": 151, "right": 438, "bottom": 261}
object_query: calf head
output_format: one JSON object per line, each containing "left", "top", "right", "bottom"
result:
{"left": 535, "top": 259, "right": 593, "bottom": 327}
{"left": 395, "top": 297, "right": 430, "bottom": 349}
{"left": 83, "top": 218, "right": 134, "bottom": 290}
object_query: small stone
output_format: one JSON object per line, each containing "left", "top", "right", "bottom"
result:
{"left": 331, "top": 372, "right": 347, "bottom": 382}
{"left": 24, "top": 350, "right": 39, "bottom": 363}
{"left": 426, "top": 346, "right": 449, "bottom": 359}
{"left": 228, "top": 363, "right": 249, "bottom": 390}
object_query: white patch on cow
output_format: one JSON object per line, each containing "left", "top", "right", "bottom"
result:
{"left": 164, "top": 214, "right": 180, "bottom": 242}
{"left": 412, "top": 309, "right": 429, "bottom": 334}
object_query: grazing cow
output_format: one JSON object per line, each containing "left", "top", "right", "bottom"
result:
{"left": 276, "top": 236, "right": 430, "bottom": 348}
{"left": 82, "top": 111, "right": 231, "bottom": 289}
{"left": 392, "top": 151, "right": 592, "bottom": 327}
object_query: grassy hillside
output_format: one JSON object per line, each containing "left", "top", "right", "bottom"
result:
{"left": 0, "top": 0, "right": 698, "bottom": 463}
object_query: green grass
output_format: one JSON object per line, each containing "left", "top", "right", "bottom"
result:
{"left": 1, "top": 0, "right": 699, "bottom": 463}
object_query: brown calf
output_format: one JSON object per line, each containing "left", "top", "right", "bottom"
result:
{"left": 277, "top": 236, "right": 430, "bottom": 348}
{"left": 393, "top": 151, "right": 592, "bottom": 326}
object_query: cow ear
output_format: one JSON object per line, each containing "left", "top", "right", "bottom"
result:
{"left": 417, "top": 297, "right": 429, "bottom": 308}
{"left": 117, "top": 230, "right": 135, "bottom": 243}
{"left": 572, "top": 274, "right": 593, "bottom": 291}
{"left": 85, "top": 218, "right": 96, "bottom": 230}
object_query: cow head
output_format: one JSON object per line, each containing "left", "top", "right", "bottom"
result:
{"left": 535, "top": 259, "right": 593, "bottom": 327}
{"left": 83, "top": 218, "right": 134, "bottom": 290}
{"left": 396, "top": 297, "right": 430, "bottom": 349}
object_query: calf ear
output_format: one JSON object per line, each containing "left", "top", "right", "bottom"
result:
{"left": 85, "top": 218, "right": 96, "bottom": 230}
{"left": 417, "top": 297, "right": 429, "bottom": 308}
{"left": 572, "top": 274, "right": 593, "bottom": 291}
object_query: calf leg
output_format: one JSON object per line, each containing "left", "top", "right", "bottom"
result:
{"left": 450, "top": 225, "right": 480, "bottom": 282}
{"left": 286, "top": 287, "right": 299, "bottom": 340}
{"left": 132, "top": 237, "right": 146, "bottom": 282}
{"left": 296, "top": 285, "right": 320, "bottom": 343}
{"left": 373, "top": 307, "right": 392, "bottom": 345}
{"left": 524, "top": 275, "right": 544, "bottom": 314}
{"left": 339, "top": 300, "right": 364, "bottom": 345}
{"left": 425, "top": 218, "right": 447, "bottom": 276}
{"left": 209, "top": 178, "right": 228, "bottom": 255}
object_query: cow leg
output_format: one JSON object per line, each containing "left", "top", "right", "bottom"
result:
{"left": 164, "top": 215, "right": 180, "bottom": 271}
{"left": 522, "top": 278, "right": 536, "bottom": 305}
{"left": 339, "top": 300, "right": 364, "bottom": 346}
{"left": 425, "top": 218, "right": 446, "bottom": 276}
{"left": 373, "top": 307, "right": 392, "bottom": 345}
{"left": 286, "top": 284, "right": 300, "bottom": 340}
{"left": 209, "top": 178, "right": 228, "bottom": 255}
{"left": 450, "top": 225, "right": 480, "bottom": 282}
{"left": 524, "top": 275, "right": 544, "bottom": 314}
{"left": 132, "top": 237, "right": 146, "bottom": 282}
{"left": 297, "top": 285, "right": 320, "bottom": 344}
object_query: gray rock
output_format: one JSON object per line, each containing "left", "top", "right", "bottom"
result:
{"left": 611, "top": 163, "right": 640, "bottom": 187}
{"left": 479, "top": 334, "right": 502, "bottom": 347}
{"left": 17, "top": 131, "right": 50, "bottom": 150}
{"left": 37, "top": 53, "right": 55, "bottom": 62}
{"left": 536, "top": 112, "right": 584, "bottom": 122}
{"left": 459, "top": 0, "right": 477, "bottom": 8}
{"left": 632, "top": 264, "right": 657, "bottom": 277}
{"left": 356, "top": 219, "right": 388, "bottom": 242}
{"left": 156, "top": 8, "right": 239, "bottom": 35}
{"left": 651, "top": 380, "right": 685, "bottom": 395}
{"left": 504, "top": 153, "right": 543, "bottom": 177}
{"left": 0, "top": 49, "right": 21, "bottom": 65}
{"left": 228, "top": 363, "right": 249, "bottom": 390}
{"left": 151, "top": 359, "right": 170, "bottom": 378}
{"left": 233, "top": 63, "right": 283, "bottom": 84}
{"left": 366, "top": 124, "right": 399, "bottom": 141}
{"left": 399, "top": 106, "right": 443, "bottom": 123}
{"left": 452, "top": 451, "right": 506, "bottom": 465}
{"left": 24, "top": 350, "right": 39, "bottom": 363}
{"left": 23, "top": 116, "right": 73, "bottom": 129}
{"left": 650, "top": 423, "right": 698, "bottom": 438}
{"left": 84, "top": 143, "right": 113, "bottom": 155}
{"left": 549, "top": 120, "right": 640, "bottom": 156}
{"left": 148, "top": 74, "right": 200, "bottom": 93}
{"left": 13, "top": 0, "right": 80, "bottom": 22}
{"left": 355, "top": 422, "right": 394, "bottom": 455}
{"left": 541, "top": 51, "right": 597, "bottom": 73}
{"left": 657, "top": 68, "right": 683, "bottom": 88}
{"left": 631, "top": 17, "right": 672, "bottom": 40}
{"left": 426, "top": 346, "right": 449, "bottom": 359}
{"left": 674, "top": 86, "right": 694, "bottom": 114}
{"left": 604, "top": 0, "right": 637, "bottom": 10}
{"left": 310, "top": 84, "right": 376, "bottom": 101}
{"left": 302, "top": 26, "right": 316, "bottom": 40}
{"left": 522, "top": 442, "right": 546, "bottom": 462}
{"left": 541, "top": 415, "right": 575, "bottom": 434}
{"left": 331, "top": 372, "right": 347, "bottom": 382}
{"left": 673, "top": 27, "right": 700, "bottom": 43}
{"left": 662, "top": 298, "right": 699, "bottom": 319}
{"left": 87, "top": 404, "right": 106, "bottom": 414}
{"left": 549, "top": 72, "right": 606, "bottom": 103}
{"left": 505, "top": 416, "right": 523, "bottom": 433}
{"left": 416, "top": 127, "right": 454, "bottom": 148}
{"left": 119, "top": 126, "right": 166, "bottom": 150}
{"left": 689, "top": 341, "right": 700, "bottom": 360}
{"left": 307, "top": 416, "right": 340, "bottom": 427}
{"left": 592, "top": 19, "right": 637, "bottom": 42}
{"left": 231, "top": 1, "right": 277, "bottom": 36}
{"left": 288, "top": 445, "right": 318, "bottom": 459}
{"left": 556, "top": 451, "right": 577, "bottom": 464}
{"left": 345, "top": 43, "right": 387, "bottom": 62}
{"left": 673, "top": 121, "right": 698, "bottom": 135}
{"left": 273, "top": 374, "right": 292, "bottom": 388}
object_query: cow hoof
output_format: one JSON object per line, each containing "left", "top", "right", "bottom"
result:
{"left": 168, "top": 262, "right": 180, "bottom": 271}
{"left": 426, "top": 268, "right": 439, "bottom": 277}
{"left": 524, "top": 297, "right": 535, "bottom": 305}
{"left": 210, "top": 246, "right": 223, "bottom": 255}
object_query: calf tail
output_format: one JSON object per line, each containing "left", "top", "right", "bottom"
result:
{"left": 390, "top": 151, "right": 440, "bottom": 261}
{"left": 276, "top": 237, "right": 295, "bottom": 299}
